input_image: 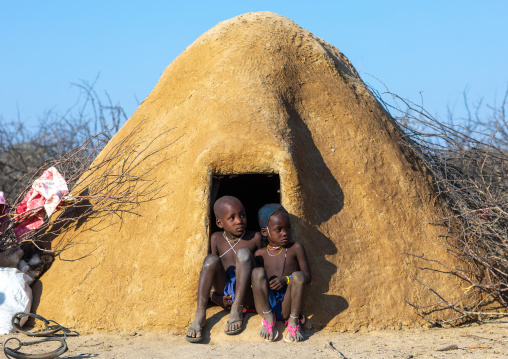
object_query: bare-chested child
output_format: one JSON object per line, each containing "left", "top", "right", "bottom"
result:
{"left": 186, "top": 196, "right": 262, "bottom": 343}
{"left": 252, "top": 204, "right": 311, "bottom": 342}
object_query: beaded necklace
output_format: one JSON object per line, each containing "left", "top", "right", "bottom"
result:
{"left": 220, "top": 231, "right": 245, "bottom": 258}
{"left": 266, "top": 226, "right": 288, "bottom": 276}
{"left": 266, "top": 244, "right": 288, "bottom": 277}
{"left": 266, "top": 245, "right": 284, "bottom": 257}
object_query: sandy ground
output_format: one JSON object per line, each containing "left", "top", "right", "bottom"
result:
{"left": 1, "top": 315, "right": 507, "bottom": 359}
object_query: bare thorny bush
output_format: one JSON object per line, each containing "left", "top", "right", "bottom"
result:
{"left": 0, "top": 82, "right": 181, "bottom": 260}
{"left": 373, "top": 84, "right": 508, "bottom": 325}
{"left": 0, "top": 80, "right": 126, "bottom": 199}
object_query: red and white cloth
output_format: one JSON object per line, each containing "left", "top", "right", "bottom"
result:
{"left": 13, "top": 167, "right": 69, "bottom": 239}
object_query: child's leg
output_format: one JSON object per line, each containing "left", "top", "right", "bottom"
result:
{"left": 251, "top": 267, "right": 277, "bottom": 341}
{"left": 281, "top": 271, "right": 305, "bottom": 342}
{"left": 224, "top": 247, "right": 254, "bottom": 333}
{"left": 186, "top": 254, "right": 226, "bottom": 340}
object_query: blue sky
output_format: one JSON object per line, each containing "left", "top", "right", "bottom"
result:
{"left": 1, "top": 1, "right": 507, "bottom": 126}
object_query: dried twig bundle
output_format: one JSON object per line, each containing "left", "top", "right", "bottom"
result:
{"left": 0, "top": 79, "right": 126, "bottom": 200}
{"left": 0, "top": 81, "right": 182, "bottom": 281}
{"left": 0, "top": 123, "right": 181, "bottom": 255}
{"left": 372, "top": 85, "right": 508, "bottom": 324}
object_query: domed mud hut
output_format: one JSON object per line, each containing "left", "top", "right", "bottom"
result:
{"left": 35, "top": 12, "right": 465, "bottom": 333}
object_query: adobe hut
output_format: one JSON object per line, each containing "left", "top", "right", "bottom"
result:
{"left": 36, "top": 12, "right": 463, "bottom": 333}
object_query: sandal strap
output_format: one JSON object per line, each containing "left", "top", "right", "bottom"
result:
{"left": 226, "top": 319, "right": 243, "bottom": 326}
{"left": 287, "top": 323, "right": 301, "bottom": 337}
{"left": 188, "top": 327, "right": 202, "bottom": 333}
{"left": 261, "top": 317, "right": 276, "bottom": 334}
{"left": 284, "top": 315, "right": 305, "bottom": 327}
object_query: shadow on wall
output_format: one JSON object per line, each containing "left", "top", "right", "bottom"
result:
{"left": 284, "top": 98, "right": 348, "bottom": 329}
{"left": 27, "top": 280, "right": 42, "bottom": 327}
{"left": 27, "top": 281, "right": 80, "bottom": 336}
{"left": 37, "top": 189, "right": 94, "bottom": 254}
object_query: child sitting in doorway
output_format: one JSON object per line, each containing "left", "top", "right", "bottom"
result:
{"left": 186, "top": 196, "right": 262, "bottom": 343}
{"left": 252, "top": 204, "right": 311, "bottom": 342}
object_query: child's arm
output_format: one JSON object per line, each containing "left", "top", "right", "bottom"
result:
{"left": 254, "top": 248, "right": 265, "bottom": 266}
{"left": 253, "top": 231, "right": 263, "bottom": 250}
{"left": 209, "top": 232, "right": 233, "bottom": 309}
{"left": 210, "top": 232, "right": 219, "bottom": 255}
{"left": 294, "top": 242, "right": 311, "bottom": 284}
{"left": 268, "top": 243, "right": 311, "bottom": 290}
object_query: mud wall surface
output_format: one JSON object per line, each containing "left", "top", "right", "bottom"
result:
{"left": 36, "top": 12, "right": 462, "bottom": 333}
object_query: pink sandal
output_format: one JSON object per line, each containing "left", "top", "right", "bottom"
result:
{"left": 261, "top": 316, "right": 278, "bottom": 342}
{"left": 284, "top": 316, "right": 305, "bottom": 342}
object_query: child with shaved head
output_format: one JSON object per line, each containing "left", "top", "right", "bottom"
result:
{"left": 186, "top": 196, "right": 262, "bottom": 343}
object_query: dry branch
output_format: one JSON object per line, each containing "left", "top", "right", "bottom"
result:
{"left": 1, "top": 81, "right": 182, "bottom": 279}
{"left": 1, "top": 122, "right": 182, "bottom": 256}
{"left": 0, "top": 79, "right": 126, "bottom": 199}
{"left": 371, "top": 83, "right": 508, "bottom": 324}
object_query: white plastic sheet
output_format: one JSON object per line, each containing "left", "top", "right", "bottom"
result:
{"left": 0, "top": 267, "right": 33, "bottom": 334}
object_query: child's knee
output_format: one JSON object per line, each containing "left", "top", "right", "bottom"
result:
{"left": 252, "top": 267, "right": 266, "bottom": 282}
{"left": 202, "top": 254, "right": 220, "bottom": 270}
{"left": 236, "top": 247, "right": 252, "bottom": 263}
{"left": 291, "top": 271, "right": 305, "bottom": 285}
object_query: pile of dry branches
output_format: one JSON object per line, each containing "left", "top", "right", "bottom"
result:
{"left": 1, "top": 124, "right": 180, "bottom": 255}
{"left": 374, "top": 85, "right": 507, "bottom": 324}
{"left": 0, "top": 80, "right": 126, "bottom": 198}
{"left": 1, "top": 81, "right": 182, "bottom": 266}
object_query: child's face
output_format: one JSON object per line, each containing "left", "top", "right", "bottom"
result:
{"left": 216, "top": 200, "right": 247, "bottom": 237}
{"left": 264, "top": 212, "right": 292, "bottom": 247}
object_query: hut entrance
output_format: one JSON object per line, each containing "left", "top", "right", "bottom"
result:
{"left": 210, "top": 174, "right": 280, "bottom": 233}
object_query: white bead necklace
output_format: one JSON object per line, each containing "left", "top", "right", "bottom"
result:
{"left": 220, "top": 231, "right": 245, "bottom": 258}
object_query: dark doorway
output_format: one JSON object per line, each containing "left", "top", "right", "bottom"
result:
{"left": 210, "top": 174, "right": 280, "bottom": 233}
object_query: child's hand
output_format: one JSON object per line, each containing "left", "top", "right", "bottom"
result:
{"left": 269, "top": 277, "right": 286, "bottom": 291}
{"left": 211, "top": 292, "right": 233, "bottom": 309}
{"left": 222, "top": 295, "right": 233, "bottom": 309}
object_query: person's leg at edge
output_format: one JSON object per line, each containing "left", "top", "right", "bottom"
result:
{"left": 251, "top": 267, "right": 277, "bottom": 341}
{"left": 186, "top": 254, "right": 226, "bottom": 340}
{"left": 281, "top": 271, "right": 305, "bottom": 342}
{"left": 225, "top": 247, "right": 254, "bottom": 333}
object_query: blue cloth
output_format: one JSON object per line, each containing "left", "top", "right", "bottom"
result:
{"left": 223, "top": 267, "right": 236, "bottom": 303}
{"left": 269, "top": 288, "right": 286, "bottom": 320}
{"left": 258, "top": 203, "right": 286, "bottom": 228}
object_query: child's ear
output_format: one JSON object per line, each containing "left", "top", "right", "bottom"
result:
{"left": 216, "top": 218, "right": 224, "bottom": 228}
{"left": 261, "top": 228, "right": 268, "bottom": 237}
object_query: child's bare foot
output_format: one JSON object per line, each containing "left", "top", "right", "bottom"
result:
{"left": 284, "top": 316, "right": 304, "bottom": 342}
{"left": 186, "top": 309, "right": 206, "bottom": 343}
{"left": 224, "top": 302, "right": 244, "bottom": 335}
{"left": 260, "top": 313, "right": 278, "bottom": 341}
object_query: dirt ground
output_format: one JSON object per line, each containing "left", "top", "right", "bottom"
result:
{"left": 1, "top": 316, "right": 506, "bottom": 359}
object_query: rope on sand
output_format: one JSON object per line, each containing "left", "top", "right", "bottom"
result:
{"left": 3, "top": 312, "right": 71, "bottom": 359}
